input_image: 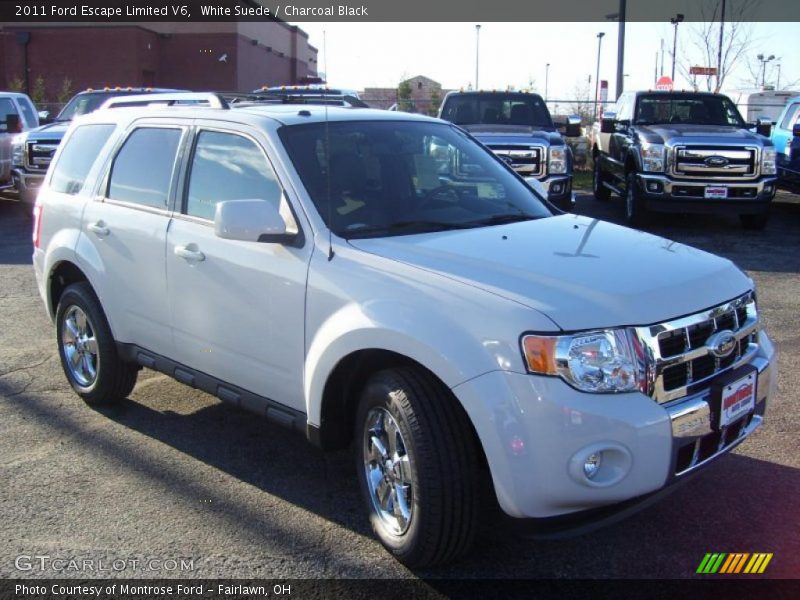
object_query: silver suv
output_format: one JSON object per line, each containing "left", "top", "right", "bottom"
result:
{"left": 33, "top": 93, "right": 776, "bottom": 567}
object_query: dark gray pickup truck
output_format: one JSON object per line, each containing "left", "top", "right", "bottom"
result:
{"left": 592, "top": 91, "right": 777, "bottom": 229}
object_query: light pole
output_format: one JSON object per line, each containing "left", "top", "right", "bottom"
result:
{"left": 545, "top": 63, "right": 550, "bottom": 101}
{"left": 605, "top": 0, "right": 627, "bottom": 99}
{"left": 757, "top": 53, "right": 775, "bottom": 89}
{"left": 777, "top": 61, "right": 782, "bottom": 89}
{"left": 670, "top": 13, "right": 684, "bottom": 82}
{"left": 593, "top": 32, "right": 605, "bottom": 123}
{"left": 475, "top": 24, "right": 481, "bottom": 90}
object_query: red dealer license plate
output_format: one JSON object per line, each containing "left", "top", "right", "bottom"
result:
{"left": 718, "top": 371, "right": 757, "bottom": 428}
{"left": 704, "top": 186, "right": 728, "bottom": 199}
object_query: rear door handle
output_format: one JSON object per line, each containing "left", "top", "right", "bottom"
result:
{"left": 87, "top": 221, "right": 109, "bottom": 237}
{"left": 174, "top": 245, "right": 206, "bottom": 262}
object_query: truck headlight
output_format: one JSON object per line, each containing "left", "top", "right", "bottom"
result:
{"left": 761, "top": 147, "right": 776, "bottom": 175}
{"left": 640, "top": 143, "right": 665, "bottom": 172}
{"left": 548, "top": 146, "right": 567, "bottom": 174}
{"left": 522, "top": 329, "right": 645, "bottom": 393}
{"left": 11, "top": 134, "right": 26, "bottom": 167}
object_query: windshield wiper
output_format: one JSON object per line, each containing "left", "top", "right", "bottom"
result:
{"left": 464, "top": 214, "right": 540, "bottom": 227}
{"left": 343, "top": 220, "right": 474, "bottom": 238}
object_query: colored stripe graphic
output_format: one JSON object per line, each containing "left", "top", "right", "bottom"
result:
{"left": 720, "top": 553, "right": 749, "bottom": 573}
{"left": 697, "top": 553, "right": 727, "bottom": 574}
{"left": 744, "top": 553, "right": 773, "bottom": 574}
{"left": 699, "top": 553, "right": 773, "bottom": 574}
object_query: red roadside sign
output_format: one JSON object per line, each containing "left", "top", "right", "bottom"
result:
{"left": 655, "top": 76, "right": 673, "bottom": 91}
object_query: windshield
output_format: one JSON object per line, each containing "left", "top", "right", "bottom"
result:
{"left": 441, "top": 94, "right": 554, "bottom": 129}
{"left": 634, "top": 94, "right": 745, "bottom": 127}
{"left": 279, "top": 120, "right": 552, "bottom": 238}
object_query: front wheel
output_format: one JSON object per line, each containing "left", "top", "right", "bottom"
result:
{"left": 625, "top": 172, "right": 649, "bottom": 227}
{"left": 56, "top": 282, "right": 138, "bottom": 405}
{"left": 592, "top": 157, "right": 611, "bottom": 201}
{"left": 355, "top": 367, "right": 479, "bottom": 567}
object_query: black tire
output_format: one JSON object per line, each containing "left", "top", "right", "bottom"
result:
{"left": 592, "top": 156, "right": 611, "bottom": 201}
{"left": 740, "top": 213, "right": 769, "bottom": 230}
{"left": 354, "top": 367, "right": 479, "bottom": 567}
{"left": 624, "top": 171, "right": 649, "bottom": 227}
{"left": 55, "top": 282, "right": 138, "bottom": 405}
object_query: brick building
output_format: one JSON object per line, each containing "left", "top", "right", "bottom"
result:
{"left": 362, "top": 75, "right": 450, "bottom": 114}
{"left": 0, "top": 21, "right": 318, "bottom": 100}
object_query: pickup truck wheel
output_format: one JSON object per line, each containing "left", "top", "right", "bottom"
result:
{"left": 740, "top": 213, "right": 769, "bottom": 230}
{"left": 355, "top": 367, "right": 479, "bottom": 567}
{"left": 56, "top": 282, "right": 138, "bottom": 405}
{"left": 625, "top": 172, "right": 649, "bottom": 227}
{"left": 592, "top": 158, "right": 611, "bottom": 201}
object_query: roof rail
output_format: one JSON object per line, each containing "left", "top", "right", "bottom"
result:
{"left": 100, "top": 92, "right": 230, "bottom": 110}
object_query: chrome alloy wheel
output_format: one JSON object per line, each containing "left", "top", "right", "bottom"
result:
{"left": 61, "top": 305, "right": 99, "bottom": 387}
{"left": 363, "top": 407, "right": 414, "bottom": 536}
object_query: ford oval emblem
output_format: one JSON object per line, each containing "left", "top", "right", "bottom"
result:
{"left": 706, "top": 330, "right": 737, "bottom": 358}
{"left": 705, "top": 155, "right": 729, "bottom": 167}
{"left": 499, "top": 155, "right": 514, "bottom": 165}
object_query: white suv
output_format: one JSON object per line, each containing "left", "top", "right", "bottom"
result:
{"left": 33, "top": 93, "right": 776, "bottom": 567}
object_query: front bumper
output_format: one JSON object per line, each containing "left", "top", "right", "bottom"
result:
{"left": 637, "top": 173, "right": 777, "bottom": 215}
{"left": 11, "top": 168, "right": 44, "bottom": 205}
{"left": 451, "top": 330, "right": 776, "bottom": 520}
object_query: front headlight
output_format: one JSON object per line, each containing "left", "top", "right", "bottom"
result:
{"left": 548, "top": 146, "right": 567, "bottom": 174}
{"left": 640, "top": 143, "right": 665, "bottom": 172}
{"left": 11, "top": 133, "right": 26, "bottom": 167}
{"left": 761, "top": 146, "right": 777, "bottom": 175}
{"left": 522, "top": 329, "right": 644, "bottom": 393}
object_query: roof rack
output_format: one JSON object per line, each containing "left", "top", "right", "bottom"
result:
{"left": 100, "top": 92, "right": 230, "bottom": 110}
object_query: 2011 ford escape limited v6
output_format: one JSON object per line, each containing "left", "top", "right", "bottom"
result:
{"left": 33, "top": 93, "right": 776, "bottom": 567}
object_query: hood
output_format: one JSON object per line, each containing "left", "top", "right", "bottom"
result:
{"left": 463, "top": 125, "right": 561, "bottom": 146}
{"left": 637, "top": 124, "right": 767, "bottom": 145}
{"left": 348, "top": 214, "right": 751, "bottom": 331}
{"left": 27, "top": 121, "right": 70, "bottom": 140}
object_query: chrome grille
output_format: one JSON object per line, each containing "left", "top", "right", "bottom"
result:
{"left": 672, "top": 145, "right": 758, "bottom": 180}
{"left": 634, "top": 292, "right": 758, "bottom": 404}
{"left": 26, "top": 140, "right": 59, "bottom": 173}
{"left": 486, "top": 144, "right": 544, "bottom": 176}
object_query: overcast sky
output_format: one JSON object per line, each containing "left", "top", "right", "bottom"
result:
{"left": 300, "top": 22, "right": 798, "bottom": 103}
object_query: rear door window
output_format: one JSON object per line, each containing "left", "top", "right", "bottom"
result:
{"left": 780, "top": 103, "right": 800, "bottom": 130}
{"left": 50, "top": 124, "right": 116, "bottom": 195}
{"left": 0, "top": 98, "right": 19, "bottom": 133}
{"left": 107, "top": 127, "right": 182, "bottom": 209}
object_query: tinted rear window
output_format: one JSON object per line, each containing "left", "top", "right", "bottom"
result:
{"left": 50, "top": 124, "right": 116, "bottom": 195}
{"left": 441, "top": 94, "right": 553, "bottom": 128}
{"left": 108, "top": 128, "right": 182, "bottom": 209}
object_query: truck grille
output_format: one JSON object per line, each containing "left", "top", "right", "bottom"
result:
{"left": 634, "top": 292, "right": 758, "bottom": 404}
{"left": 26, "top": 140, "right": 60, "bottom": 173}
{"left": 485, "top": 144, "right": 544, "bottom": 177}
{"left": 672, "top": 145, "right": 758, "bottom": 180}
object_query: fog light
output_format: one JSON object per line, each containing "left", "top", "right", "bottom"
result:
{"left": 583, "top": 452, "right": 602, "bottom": 479}
{"left": 646, "top": 181, "right": 663, "bottom": 193}
{"left": 550, "top": 182, "right": 564, "bottom": 195}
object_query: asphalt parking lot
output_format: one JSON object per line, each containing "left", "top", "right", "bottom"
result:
{"left": 1, "top": 191, "right": 798, "bottom": 580}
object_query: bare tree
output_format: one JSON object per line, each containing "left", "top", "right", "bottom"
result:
{"left": 740, "top": 56, "right": 799, "bottom": 90}
{"left": 569, "top": 80, "right": 595, "bottom": 124}
{"left": 674, "top": 0, "right": 756, "bottom": 92}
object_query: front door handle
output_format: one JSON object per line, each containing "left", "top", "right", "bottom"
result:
{"left": 174, "top": 245, "right": 206, "bottom": 262}
{"left": 87, "top": 221, "right": 109, "bottom": 237}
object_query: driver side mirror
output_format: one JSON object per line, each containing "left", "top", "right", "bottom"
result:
{"left": 600, "top": 117, "right": 616, "bottom": 134}
{"left": 214, "top": 198, "right": 294, "bottom": 244}
{"left": 3, "top": 113, "right": 22, "bottom": 134}
{"left": 756, "top": 117, "right": 773, "bottom": 138}
{"left": 565, "top": 115, "right": 582, "bottom": 138}
{"left": 38, "top": 110, "right": 52, "bottom": 125}
{"left": 793, "top": 123, "right": 800, "bottom": 138}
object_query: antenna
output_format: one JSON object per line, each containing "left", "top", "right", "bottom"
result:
{"left": 324, "top": 29, "right": 334, "bottom": 261}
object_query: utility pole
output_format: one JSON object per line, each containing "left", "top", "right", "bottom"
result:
{"left": 616, "top": 0, "right": 626, "bottom": 98}
{"left": 717, "top": 0, "right": 726, "bottom": 92}
{"left": 475, "top": 25, "right": 481, "bottom": 90}
{"left": 670, "top": 14, "right": 684, "bottom": 82}
{"left": 593, "top": 32, "right": 605, "bottom": 123}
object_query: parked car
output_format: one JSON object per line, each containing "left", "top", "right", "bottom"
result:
{"left": 592, "top": 90, "right": 778, "bottom": 229}
{"left": 0, "top": 92, "right": 40, "bottom": 195}
{"left": 770, "top": 95, "right": 800, "bottom": 192}
{"left": 10, "top": 87, "right": 180, "bottom": 208}
{"left": 438, "top": 90, "right": 580, "bottom": 210}
{"left": 34, "top": 93, "right": 775, "bottom": 567}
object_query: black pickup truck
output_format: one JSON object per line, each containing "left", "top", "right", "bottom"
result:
{"left": 592, "top": 91, "right": 778, "bottom": 229}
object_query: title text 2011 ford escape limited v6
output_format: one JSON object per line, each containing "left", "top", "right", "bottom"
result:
{"left": 33, "top": 93, "right": 776, "bottom": 567}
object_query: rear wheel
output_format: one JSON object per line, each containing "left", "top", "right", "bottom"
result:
{"left": 625, "top": 172, "right": 649, "bottom": 227}
{"left": 740, "top": 213, "right": 769, "bottom": 230}
{"left": 355, "top": 367, "right": 479, "bottom": 567}
{"left": 56, "top": 282, "right": 138, "bottom": 405}
{"left": 592, "top": 156, "right": 611, "bottom": 201}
